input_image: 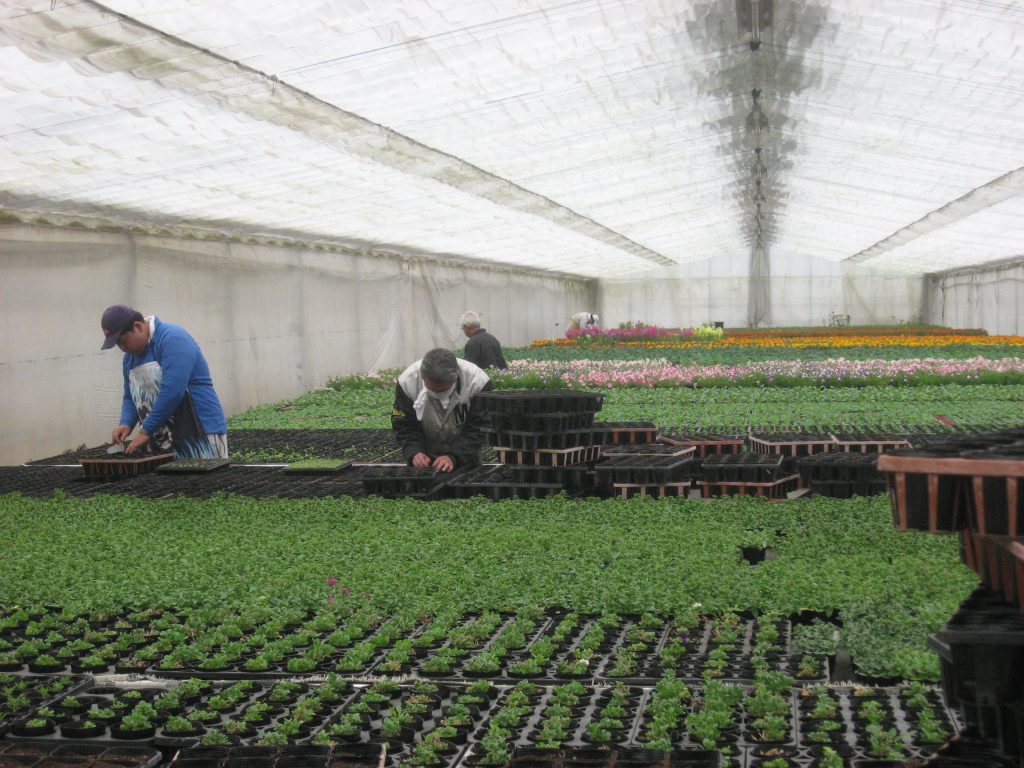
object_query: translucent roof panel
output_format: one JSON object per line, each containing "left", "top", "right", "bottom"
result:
{"left": 1, "top": 0, "right": 1023, "bottom": 277}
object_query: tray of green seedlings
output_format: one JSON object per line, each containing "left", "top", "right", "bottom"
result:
{"left": 156, "top": 459, "right": 232, "bottom": 474}
{"left": 281, "top": 459, "right": 353, "bottom": 475}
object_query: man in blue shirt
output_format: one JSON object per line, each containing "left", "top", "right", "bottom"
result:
{"left": 101, "top": 304, "right": 228, "bottom": 458}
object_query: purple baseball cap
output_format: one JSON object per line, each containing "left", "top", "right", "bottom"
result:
{"left": 100, "top": 304, "right": 137, "bottom": 350}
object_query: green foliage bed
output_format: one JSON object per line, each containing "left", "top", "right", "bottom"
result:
{"left": 228, "top": 383, "right": 1024, "bottom": 433}
{"left": 0, "top": 492, "right": 975, "bottom": 680}
{"left": 10, "top": 337, "right": 1016, "bottom": 682}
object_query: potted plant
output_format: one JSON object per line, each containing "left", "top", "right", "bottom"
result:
{"left": 13, "top": 717, "right": 55, "bottom": 737}
{"left": 201, "top": 729, "right": 232, "bottom": 746}
{"left": 163, "top": 715, "right": 200, "bottom": 736}
{"left": 111, "top": 701, "right": 157, "bottom": 740}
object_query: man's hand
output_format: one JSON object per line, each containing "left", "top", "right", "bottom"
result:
{"left": 111, "top": 424, "right": 132, "bottom": 445}
{"left": 125, "top": 431, "right": 151, "bottom": 454}
{"left": 411, "top": 452, "right": 432, "bottom": 468}
{"left": 432, "top": 455, "right": 455, "bottom": 473}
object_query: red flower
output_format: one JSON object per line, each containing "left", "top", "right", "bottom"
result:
{"left": 326, "top": 576, "right": 338, "bottom": 586}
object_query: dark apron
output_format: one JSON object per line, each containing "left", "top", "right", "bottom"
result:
{"left": 128, "top": 360, "right": 217, "bottom": 458}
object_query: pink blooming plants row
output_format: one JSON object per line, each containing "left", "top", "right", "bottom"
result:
{"left": 502, "top": 357, "right": 1024, "bottom": 389}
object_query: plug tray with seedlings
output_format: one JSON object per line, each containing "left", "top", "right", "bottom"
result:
{"left": 281, "top": 459, "right": 353, "bottom": 475}
{"left": 156, "top": 459, "right": 232, "bottom": 474}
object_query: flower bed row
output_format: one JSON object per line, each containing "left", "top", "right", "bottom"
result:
{"left": 532, "top": 333, "right": 1024, "bottom": 350}
{"left": 494, "top": 358, "right": 1024, "bottom": 390}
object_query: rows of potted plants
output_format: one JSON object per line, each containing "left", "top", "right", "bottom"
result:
{"left": 0, "top": 672, "right": 963, "bottom": 767}
{"left": 0, "top": 608, "right": 828, "bottom": 685}
{"left": 0, "top": 672, "right": 86, "bottom": 736}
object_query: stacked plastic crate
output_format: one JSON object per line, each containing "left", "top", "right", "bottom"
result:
{"left": 592, "top": 443, "right": 695, "bottom": 498}
{"left": 695, "top": 452, "right": 793, "bottom": 498}
{"left": 878, "top": 429, "right": 1024, "bottom": 767}
{"left": 459, "top": 390, "right": 607, "bottom": 500}
{"left": 796, "top": 452, "right": 887, "bottom": 498}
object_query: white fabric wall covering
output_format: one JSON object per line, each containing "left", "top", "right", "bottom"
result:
{"left": 928, "top": 261, "right": 1024, "bottom": 336}
{"left": 0, "top": 224, "right": 591, "bottom": 465}
{"left": 598, "top": 253, "right": 924, "bottom": 329}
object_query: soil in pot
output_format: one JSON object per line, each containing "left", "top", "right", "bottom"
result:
{"left": 60, "top": 720, "right": 107, "bottom": 739}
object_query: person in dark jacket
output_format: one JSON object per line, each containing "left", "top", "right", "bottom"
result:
{"left": 459, "top": 310, "right": 508, "bottom": 370}
{"left": 391, "top": 348, "right": 492, "bottom": 472}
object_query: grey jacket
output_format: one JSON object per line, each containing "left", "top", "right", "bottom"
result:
{"left": 463, "top": 329, "right": 508, "bottom": 370}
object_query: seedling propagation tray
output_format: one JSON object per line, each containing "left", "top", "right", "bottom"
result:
{"left": 0, "top": 675, "right": 964, "bottom": 768}
{"left": 0, "top": 741, "right": 161, "bottom": 768}
{"left": 156, "top": 459, "right": 232, "bottom": 474}
{"left": 79, "top": 454, "right": 174, "bottom": 480}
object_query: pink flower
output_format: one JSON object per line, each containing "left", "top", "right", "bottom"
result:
{"left": 326, "top": 576, "right": 338, "bottom": 586}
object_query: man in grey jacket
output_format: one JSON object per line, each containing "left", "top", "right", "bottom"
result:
{"left": 459, "top": 310, "right": 508, "bottom": 370}
{"left": 391, "top": 348, "right": 493, "bottom": 472}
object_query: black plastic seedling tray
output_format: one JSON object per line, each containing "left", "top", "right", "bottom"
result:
{"left": 0, "top": 741, "right": 162, "bottom": 768}
{"left": 361, "top": 466, "right": 445, "bottom": 497}
{"left": 798, "top": 453, "right": 881, "bottom": 485}
{"left": 281, "top": 460, "right": 354, "bottom": 475}
{"left": 700, "top": 454, "right": 784, "bottom": 484}
{"left": 484, "top": 428, "right": 609, "bottom": 452}
{"left": 474, "top": 391, "right": 605, "bottom": 417}
{"left": 0, "top": 466, "right": 370, "bottom": 500}
{"left": 594, "top": 455, "right": 693, "bottom": 486}
{"left": 488, "top": 412, "right": 598, "bottom": 434}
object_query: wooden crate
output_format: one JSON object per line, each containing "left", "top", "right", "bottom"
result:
{"left": 80, "top": 453, "right": 175, "bottom": 480}
{"left": 494, "top": 445, "right": 602, "bottom": 467}
{"left": 696, "top": 474, "right": 800, "bottom": 499}
{"left": 748, "top": 434, "right": 833, "bottom": 457}
{"left": 611, "top": 481, "right": 692, "bottom": 499}
{"left": 832, "top": 437, "right": 911, "bottom": 453}
{"left": 878, "top": 454, "right": 1024, "bottom": 535}
{"left": 659, "top": 433, "right": 744, "bottom": 457}
{"left": 963, "top": 532, "right": 1024, "bottom": 613}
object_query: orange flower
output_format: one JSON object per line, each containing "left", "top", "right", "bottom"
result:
{"left": 530, "top": 331, "right": 1024, "bottom": 350}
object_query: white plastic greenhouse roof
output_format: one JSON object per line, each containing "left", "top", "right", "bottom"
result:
{"left": 1, "top": 0, "right": 1023, "bottom": 278}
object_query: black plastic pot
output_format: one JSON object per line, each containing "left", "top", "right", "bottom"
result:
{"left": 59, "top": 720, "right": 107, "bottom": 739}
{"left": 110, "top": 723, "right": 158, "bottom": 740}
{"left": 11, "top": 719, "right": 56, "bottom": 737}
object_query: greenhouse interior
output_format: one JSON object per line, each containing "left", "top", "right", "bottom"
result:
{"left": 2, "top": 1, "right": 1024, "bottom": 767}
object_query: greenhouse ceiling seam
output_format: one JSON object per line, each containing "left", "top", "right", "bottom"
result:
{"left": 66, "top": 0, "right": 676, "bottom": 273}
{"left": 925, "top": 254, "right": 1024, "bottom": 280}
{"left": 845, "top": 165, "right": 1024, "bottom": 269}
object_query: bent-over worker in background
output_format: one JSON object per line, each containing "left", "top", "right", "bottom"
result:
{"left": 570, "top": 312, "right": 600, "bottom": 331}
{"left": 391, "top": 347, "right": 492, "bottom": 472}
{"left": 459, "top": 310, "right": 508, "bottom": 370}
{"left": 101, "top": 304, "right": 228, "bottom": 458}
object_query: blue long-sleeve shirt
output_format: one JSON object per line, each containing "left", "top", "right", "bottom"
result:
{"left": 119, "top": 317, "right": 227, "bottom": 435}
